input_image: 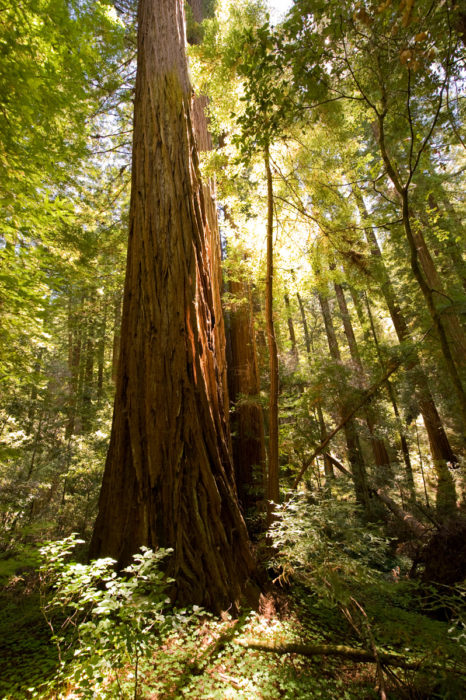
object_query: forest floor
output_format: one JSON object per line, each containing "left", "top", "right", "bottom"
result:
{"left": 0, "top": 571, "right": 464, "bottom": 700}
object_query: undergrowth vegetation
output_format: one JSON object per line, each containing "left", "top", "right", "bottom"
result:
{"left": 1, "top": 495, "right": 464, "bottom": 699}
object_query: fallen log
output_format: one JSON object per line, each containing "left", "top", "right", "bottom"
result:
{"left": 237, "top": 639, "right": 444, "bottom": 671}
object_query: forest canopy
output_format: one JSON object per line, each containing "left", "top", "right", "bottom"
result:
{"left": 0, "top": 0, "right": 465, "bottom": 698}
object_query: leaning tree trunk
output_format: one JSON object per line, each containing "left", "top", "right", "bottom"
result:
{"left": 434, "top": 190, "right": 466, "bottom": 294}
{"left": 361, "top": 291, "right": 416, "bottom": 499}
{"left": 365, "top": 224, "right": 458, "bottom": 515}
{"left": 90, "top": 0, "right": 255, "bottom": 612}
{"left": 375, "top": 115, "right": 466, "bottom": 422}
{"left": 355, "top": 192, "right": 458, "bottom": 517}
{"left": 400, "top": 188, "right": 466, "bottom": 423}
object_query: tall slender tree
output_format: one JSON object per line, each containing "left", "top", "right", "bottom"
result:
{"left": 295, "top": 287, "right": 335, "bottom": 486}
{"left": 265, "top": 144, "right": 280, "bottom": 523}
{"left": 318, "top": 290, "right": 371, "bottom": 513}
{"left": 334, "top": 280, "right": 392, "bottom": 482}
{"left": 358, "top": 206, "right": 458, "bottom": 516}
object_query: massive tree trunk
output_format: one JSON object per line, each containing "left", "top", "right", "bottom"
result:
{"left": 90, "top": 0, "right": 255, "bottom": 612}
{"left": 188, "top": 0, "right": 230, "bottom": 418}
{"left": 192, "top": 0, "right": 266, "bottom": 516}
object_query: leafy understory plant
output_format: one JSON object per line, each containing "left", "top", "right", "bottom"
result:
{"left": 269, "top": 493, "right": 392, "bottom": 593}
{"left": 269, "top": 494, "right": 403, "bottom": 699}
{"left": 36, "top": 535, "right": 174, "bottom": 699}
{"left": 268, "top": 494, "right": 465, "bottom": 698}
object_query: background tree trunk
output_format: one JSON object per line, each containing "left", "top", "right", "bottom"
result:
{"left": 362, "top": 292, "right": 416, "bottom": 499}
{"left": 227, "top": 252, "right": 266, "bottom": 513}
{"left": 111, "top": 291, "right": 122, "bottom": 383}
{"left": 284, "top": 292, "right": 298, "bottom": 368}
{"left": 318, "top": 291, "right": 371, "bottom": 513}
{"left": 334, "top": 281, "right": 392, "bottom": 483}
{"left": 295, "top": 288, "right": 334, "bottom": 484}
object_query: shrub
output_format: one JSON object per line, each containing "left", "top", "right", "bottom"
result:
{"left": 36, "top": 535, "right": 173, "bottom": 698}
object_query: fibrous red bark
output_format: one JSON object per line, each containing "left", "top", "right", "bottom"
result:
{"left": 90, "top": 0, "right": 255, "bottom": 612}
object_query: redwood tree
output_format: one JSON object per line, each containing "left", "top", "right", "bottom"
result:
{"left": 227, "top": 248, "right": 266, "bottom": 513}
{"left": 89, "top": 0, "right": 255, "bottom": 612}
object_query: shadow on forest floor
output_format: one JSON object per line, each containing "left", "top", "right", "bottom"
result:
{"left": 0, "top": 577, "right": 59, "bottom": 699}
